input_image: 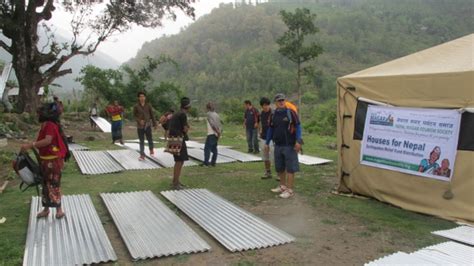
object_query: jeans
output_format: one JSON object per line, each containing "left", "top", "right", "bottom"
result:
{"left": 204, "top": 134, "right": 218, "bottom": 165}
{"left": 138, "top": 126, "right": 153, "bottom": 156}
{"left": 246, "top": 127, "right": 259, "bottom": 152}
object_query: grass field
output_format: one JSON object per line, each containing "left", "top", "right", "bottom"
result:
{"left": 0, "top": 116, "right": 454, "bottom": 265}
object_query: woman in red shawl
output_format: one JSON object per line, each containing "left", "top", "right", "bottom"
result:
{"left": 106, "top": 100, "right": 125, "bottom": 144}
{"left": 21, "top": 103, "right": 67, "bottom": 219}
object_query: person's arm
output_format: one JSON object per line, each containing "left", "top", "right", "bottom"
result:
{"left": 149, "top": 105, "right": 157, "bottom": 127}
{"left": 21, "top": 135, "right": 53, "bottom": 151}
{"left": 265, "top": 128, "right": 273, "bottom": 145}
{"left": 253, "top": 108, "right": 259, "bottom": 128}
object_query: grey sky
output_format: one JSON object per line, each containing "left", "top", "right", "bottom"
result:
{"left": 50, "top": 0, "right": 235, "bottom": 63}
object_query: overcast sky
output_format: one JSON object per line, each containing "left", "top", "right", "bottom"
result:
{"left": 49, "top": 0, "right": 236, "bottom": 63}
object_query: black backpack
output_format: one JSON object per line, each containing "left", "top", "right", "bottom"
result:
{"left": 12, "top": 150, "right": 43, "bottom": 195}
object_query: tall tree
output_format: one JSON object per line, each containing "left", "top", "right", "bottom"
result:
{"left": 0, "top": 0, "right": 194, "bottom": 113}
{"left": 276, "top": 8, "right": 322, "bottom": 111}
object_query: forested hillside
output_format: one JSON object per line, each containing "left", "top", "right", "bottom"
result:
{"left": 127, "top": 0, "right": 473, "bottom": 106}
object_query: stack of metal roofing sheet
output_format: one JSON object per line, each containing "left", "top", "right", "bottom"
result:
{"left": 217, "top": 148, "right": 261, "bottom": 162}
{"left": 23, "top": 195, "right": 117, "bottom": 266}
{"left": 68, "top": 143, "right": 90, "bottom": 151}
{"left": 432, "top": 226, "right": 474, "bottom": 245}
{"left": 365, "top": 241, "right": 474, "bottom": 265}
{"left": 106, "top": 149, "right": 161, "bottom": 170}
{"left": 185, "top": 140, "right": 232, "bottom": 149}
{"left": 298, "top": 154, "right": 332, "bottom": 165}
{"left": 90, "top": 116, "right": 111, "bottom": 133}
{"left": 121, "top": 143, "right": 197, "bottom": 167}
{"left": 161, "top": 189, "right": 295, "bottom": 252}
{"left": 187, "top": 148, "right": 237, "bottom": 164}
{"left": 73, "top": 150, "right": 124, "bottom": 175}
{"left": 101, "top": 191, "right": 211, "bottom": 260}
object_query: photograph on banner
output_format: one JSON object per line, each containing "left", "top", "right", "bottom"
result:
{"left": 360, "top": 105, "right": 461, "bottom": 181}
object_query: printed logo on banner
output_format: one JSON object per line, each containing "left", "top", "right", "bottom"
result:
{"left": 369, "top": 111, "right": 394, "bottom": 126}
{"left": 360, "top": 105, "right": 461, "bottom": 182}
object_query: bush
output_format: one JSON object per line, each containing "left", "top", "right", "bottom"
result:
{"left": 221, "top": 98, "right": 244, "bottom": 124}
{"left": 304, "top": 99, "right": 337, "bottom": 136}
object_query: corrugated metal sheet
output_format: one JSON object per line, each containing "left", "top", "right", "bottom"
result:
{"left": 298, "top": 154, "right": 332, "bottom": 165}
{"left": 90, "top": 116, "right": 111, "bottom": 133}
{"left": 106, "top": 149, "right": 161, "bottom": 170}
{"left": 101, "top": 191, "right": 211, "bottom": 260}
{"left": 217, "top": 148, "right": 261, "bottom": 162}
{"left": 23, "top": 195, "right": 117, "bottom": 266}
{"left": 68, "top": 143, "right": 90, "bottom": 151}
{"left": 185, "top": 140, "right": 232, "bottom": 149}
{"left": 161, "top": 189, "right": 295, "bottom": 252}
{"left": 72, "top": 150, "right": 123, "bottom": 175}
{"left": 412, "top": 241, "right": 474, "bottom": 265}
{"left": 187, "top": 148, "right": 237, "bottom": 164}
{"left": 121, "top": 143, "right": 197, "bottom": 167}
{"left": 124, "top": 139, "right": 159, "bottom": 144}
{"left": 365, "top": 241, "right": 474, "bottom": 265}
{"left": 432, "top": 226, "right": 474, "bottom": 245}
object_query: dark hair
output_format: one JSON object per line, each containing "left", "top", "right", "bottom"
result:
{"left": 259, "top": 97, "right": 270, "bottom": 106}
{"left": 137, "top": 91, "right": 146, "bottom": 97}
{"left": 37, "top": 103, "right": 60, "bottom": 123}
{"left": 244, "top": 100, "right": 251, "bottom": 105}
{"left": 181, "top": 97, "right": 191, "bottom": 109}
{"left": 206, "top": 102, "right": 215, "bottom": 111}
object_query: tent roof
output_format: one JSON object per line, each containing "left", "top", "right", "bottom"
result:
{"left": 342, "top": 34, "right": 473, "bottom": 78}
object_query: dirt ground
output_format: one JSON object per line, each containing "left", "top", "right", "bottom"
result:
{"left": 1, "top": 115, "right": 410, "bottom": 265}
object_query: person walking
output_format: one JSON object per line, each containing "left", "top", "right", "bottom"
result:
{"left": 167, "top": 97, "right": 192, "bottom": 190}
{"left": 133, "top": 91, "right": 157, "bottom": 160}
{"left": 106, "top": 100, "right": 125, "bottom": 144}
{"left": 202, "top": 102, "right": 222, "bottom": 167}
{"left": 265, "top": 93, "right": 302, "bottom": 199}
{"left": 21, "top": 103, "right": 68, "bottom": 218}
{"left": 259, "top": 97, "right": 273, "bottom": 179}
{"left": 243, "top": 100, "right": 259, "bottom": 153}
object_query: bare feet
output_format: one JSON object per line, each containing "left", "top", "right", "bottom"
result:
{"left": 56, "top": 209, "right": 65, "bottom": 219}
{"left": 36, "top": 209, "right": 50, "bottom": 218}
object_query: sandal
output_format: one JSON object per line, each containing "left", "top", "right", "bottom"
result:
{"left": 36, "top": 210, "right": 50, "bottom": 218}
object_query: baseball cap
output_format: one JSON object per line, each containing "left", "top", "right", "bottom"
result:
{"left": 274, "top": 93, "right": 286, "bottom": 102}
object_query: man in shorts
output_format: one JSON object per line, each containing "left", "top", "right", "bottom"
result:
{"left": 265, "top": 93, "right": 302, "bottom": 199}
{"left": 167, "top": 97, "right": 192, "bottom": 190}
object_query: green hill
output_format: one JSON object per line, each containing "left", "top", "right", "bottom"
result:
{"left": 127, "top": 0, "right": 472, "bottom": 105}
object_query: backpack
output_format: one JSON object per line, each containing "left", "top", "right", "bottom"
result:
{"left": 12, "top": 150, "right": 42, "bottom": 195}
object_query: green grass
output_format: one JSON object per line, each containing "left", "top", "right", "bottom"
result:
{"left": 0, "top": 121, "right": 454, "bottom": 265}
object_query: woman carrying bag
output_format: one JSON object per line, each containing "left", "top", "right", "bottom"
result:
{"left": 21, "top": 103, "right": 68, "bottom": 219}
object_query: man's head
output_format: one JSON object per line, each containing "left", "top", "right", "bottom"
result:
{"left": 113, "top": 100, "right": 119, "bottom": 106}
{"left": 260, "top": 97, "right": 271, "bottom": 112}
{"left": 244, "top": 100, "right": 252, "bottom": 109}
{"left": 181, "top": 97, "right": 191, "bottom": 112}
{"left": 53, "top": 96, "right": 59, "bottom": 102}
{"left": 274, "top": 93, "right": 286, "bottom": 109}
{"left": 206, "top": 102, "right": 215, "bottom": 112}
{"left": 137, "top": 91, "right": 146, "bottom": 104}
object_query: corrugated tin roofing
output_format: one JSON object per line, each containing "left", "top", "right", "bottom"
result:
{"left": 68, "top": 143, "right": 90, "bottom": 151}
{"left": 161, "top": 189, "right": 295, "bottom": 252}
{"left": 106, "top": 149, "right": 162, "bottom": 170}
{"left": 23, "top": 195, "right": 117, "bottom": 266}
{"left": 120, "top": 143, "right": 197, "bottom": 167}
{"left": 298, "top": 154, "right": 332, "bottom": 166}
{"left": 90, "top": 116, "right": 111, "bottom": 133}
{"left": 185, "top": 140, "right": 232, "bottom": 149}
{"left": 365, "top": 241, "right": 474, "bottom": 265}
{"left": 217, "top": 148, "right": 261, "bottom": 162}
{"left": 101, "top": 191, "right": 211, "bottom": 260}
{"left": 72, "top": 150, "right": 124, "bottom": 175}
{"left": 187, "top": 148, "right": 237, "bottom": 164}
{"left": 432, "top": 226, "right": 474, "bottom": 246}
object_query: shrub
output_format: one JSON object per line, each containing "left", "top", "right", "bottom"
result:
{"left": 304, "top": 99, "right": 336, "bottom": 136}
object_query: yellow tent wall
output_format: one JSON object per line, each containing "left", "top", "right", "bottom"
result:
{"left": 336, "top": 34, "right": 474, "bottom": 222}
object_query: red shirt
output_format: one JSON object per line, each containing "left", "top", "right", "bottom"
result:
{"left": 36, "top": 121, "right": 66, "bottom": 159}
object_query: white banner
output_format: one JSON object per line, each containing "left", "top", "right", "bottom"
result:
{"left": 360, "top": 105, "right": 461, "bottom": 181}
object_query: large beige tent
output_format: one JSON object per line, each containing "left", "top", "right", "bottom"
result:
{"left": 336, "top": 34, "right": 473, "bottom": 222}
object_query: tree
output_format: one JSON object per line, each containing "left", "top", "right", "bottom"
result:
{"left": 0, "top": 0, "right": 195, "bottom": 113}
{"left": 276, "top": 8, "right": 322, "bottom": 111}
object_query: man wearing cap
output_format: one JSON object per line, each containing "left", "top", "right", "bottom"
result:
{"left": 168, "top": 97, "right": 192, "bottom": 190}
{"left": 202, "top": 102, "right": 222, "bottom": 167}
{"left": 243, "top": 100, "right": 260, "bottom": 153}
{"left": 265, "top": 93, "right": 302, "bottom": 199}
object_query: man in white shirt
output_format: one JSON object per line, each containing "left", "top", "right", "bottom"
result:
{"left": 202, "top": 102, "right": 222, "bottom": 167}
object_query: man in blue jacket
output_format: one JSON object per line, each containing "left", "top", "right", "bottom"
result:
{"left": 264, "top": 93, "right": 302, "bottom": 199}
